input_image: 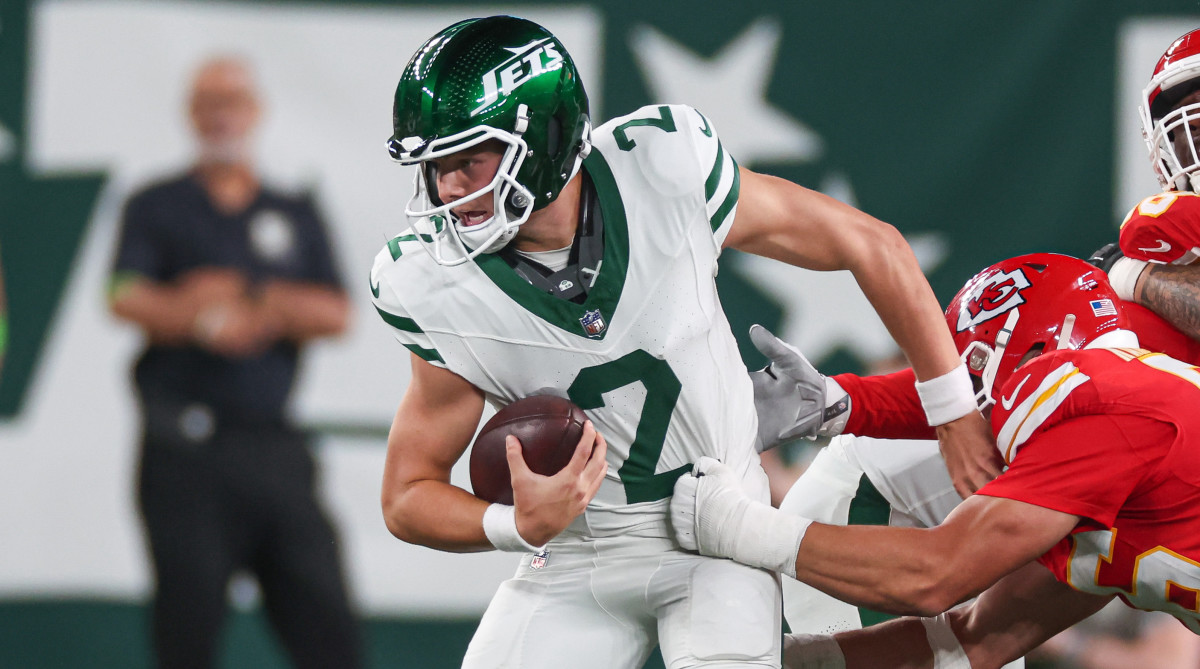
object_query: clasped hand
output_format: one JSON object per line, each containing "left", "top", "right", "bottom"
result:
{"left": 509, "top": 420, "right": 609, "bottom": 547}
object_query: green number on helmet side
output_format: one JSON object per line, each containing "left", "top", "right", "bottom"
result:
{"left": 568, "top": 349, "right": 690, "bottom": 503}
{"left": 613, "top": 106, "right": 677, "bottom": 152}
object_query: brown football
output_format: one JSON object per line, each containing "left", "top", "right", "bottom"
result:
{"left": 469, "top": 395, "right": 588, "bottom": 505}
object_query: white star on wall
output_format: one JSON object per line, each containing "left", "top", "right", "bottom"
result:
{"left": 629, "top": 17, "right": 823, "bottom": 166}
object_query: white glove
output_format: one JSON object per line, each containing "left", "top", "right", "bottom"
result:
{"left": 749, "top": 325, "right": 850, "bottom": 452}
{"left": 670, "top": 456, "right": 811, "bottom": 577}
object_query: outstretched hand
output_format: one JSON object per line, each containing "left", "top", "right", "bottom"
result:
{"left": 748, "top": 325, "right": 837, "bottom": 451}
{"left": 936, "top": 411, "right": 1002, "bottom": 498}
{"left": 509, "top": 420, "right": 608, "bottom": 547}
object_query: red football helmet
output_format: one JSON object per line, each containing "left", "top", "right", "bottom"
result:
{"left": 946, "top": 253, "right": 1136, "bottom": 411}
{"left": 1141, "top": 28, "right": 1200, "bottom": 192}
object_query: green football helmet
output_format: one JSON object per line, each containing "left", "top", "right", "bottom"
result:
{"left": 388, "top": 15, "right": 592, "bottom": 265}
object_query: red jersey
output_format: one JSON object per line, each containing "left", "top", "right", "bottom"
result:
{"left": 977, "top": 347, "right": 1200, "bottom": 631}
{"left": 1119, "top": 191, "right": 1200, "bottom": 264}
{"left": 834, "top": 310, "right": 1200, "bottom": 440}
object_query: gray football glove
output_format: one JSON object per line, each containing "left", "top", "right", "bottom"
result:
{"left": 749, "top": 325, "right": 849, "bottom": 452}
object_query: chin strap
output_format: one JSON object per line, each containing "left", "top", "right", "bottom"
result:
{"left": 500, "top": 171, "right": 604, "bottom": 303}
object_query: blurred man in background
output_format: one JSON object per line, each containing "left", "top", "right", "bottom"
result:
{"left": 108, "top": 56, "right": 361, "bottom": 669}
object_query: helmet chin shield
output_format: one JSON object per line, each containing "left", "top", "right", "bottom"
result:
{"left": 397, "top": 123, "right": 535, "bottom": 266}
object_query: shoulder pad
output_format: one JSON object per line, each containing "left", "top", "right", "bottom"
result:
{"left": 992, "top": 352, "right": 1093, "bottom": 463}
{"left": 369, "top": 234, "right": 445, "bottom": 366}
{"left": 1119, "top": 192, "right": 1200, "bottom": 263}
{"left": 592, "top": 104, "right": 740, "bottom": 235}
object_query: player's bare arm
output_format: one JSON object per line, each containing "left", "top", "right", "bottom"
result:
{"left": 1135, "top": 263, "right": 1200, "bottom": 342}
{"left": 381, "top": 354, "right": 492, "bottom": 551}
{"left": 727, "top": 167, "right": 1000, "bottom": 494}
{"left": 792, "top": 494, "right": 1077, "bottom": 615}
{"left": 673, "top": 456, "right": 1076, "bottom": 610}
{"left": 797, "top": 562, "right": 1109, "bottom": 669}
{"left": 382, "top": 354, "right": 608, "bottom": 551}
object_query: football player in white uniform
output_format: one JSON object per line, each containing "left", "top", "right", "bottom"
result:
{"left": 371, "top": 15, "right": 992, "bottom": 668}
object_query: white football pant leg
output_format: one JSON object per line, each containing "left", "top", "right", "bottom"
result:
{"left": 655, "top": 553, "right": 782, "bottom": 668}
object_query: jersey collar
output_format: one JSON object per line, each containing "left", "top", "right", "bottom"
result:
{"left": 473, "top": 148, "right": 629, "bottom": 340}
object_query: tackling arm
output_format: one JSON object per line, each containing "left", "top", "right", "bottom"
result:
{"left": 792, "top": 494, "right": 1078, "bottom": 616}
{"left": 790, "top": 562, "right": 1110, "bottom": 669}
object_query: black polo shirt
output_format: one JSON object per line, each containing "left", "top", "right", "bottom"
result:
{"left": 112, "top": 172, "right": 343, "bottom": 426}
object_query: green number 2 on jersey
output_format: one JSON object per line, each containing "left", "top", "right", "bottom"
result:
{"left": 568, "top": 350, "right": 690, "bottom": 503}
{"left": 571, "top": 108, "right": 694, "bottom": 502}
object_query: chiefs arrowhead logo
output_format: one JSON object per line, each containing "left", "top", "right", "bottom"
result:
{"left": 956, "top": 268, "right": 1032, "bottom": 332}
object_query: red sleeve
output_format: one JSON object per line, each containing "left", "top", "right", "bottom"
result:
{"left": 1118, "top": 192, "right": 1200, "bottom": 264}
{"left": 1126, "top": 302, "right": 1200, "bottom": 365}
{"left": 976, "top": 414, "right": 1169, "bottom": 526}
{"left": 832, "top": 368, "right": 936, "bottom": 440}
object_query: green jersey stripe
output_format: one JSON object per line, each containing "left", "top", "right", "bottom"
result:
{"left": 704, "top": 141, "right": 726, "bottom": 201}
{"left": 375, "top": 306, "right": 424, "bottom": 334}
{"left": 403, "top": 342, "right": 444, "bottom": 363}
{"left": 709, "top": 156, "right": 740, "bottom": 232}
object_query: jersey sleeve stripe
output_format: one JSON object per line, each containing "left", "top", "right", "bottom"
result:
{"left": 403, "top": 342, "right": 444, "bottom": 363}
{"left": 997, "top": 363, "right": 1090, "bottom": 463}
{"left": 704, "top": 141, "right": 726, "bottom": 201}
{"left": 709, "top": 156, "right": 740, "bottom": 232}
{"left": 374, "top": 306, "right": 425, "bottom": 334}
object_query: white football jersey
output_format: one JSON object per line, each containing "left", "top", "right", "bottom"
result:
{"left": 371, "top": 104, "right": 767, "bottom": 537}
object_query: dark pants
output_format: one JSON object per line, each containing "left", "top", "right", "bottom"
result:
{"left": 137, "top": 420, "right": 362, "bottom": 669}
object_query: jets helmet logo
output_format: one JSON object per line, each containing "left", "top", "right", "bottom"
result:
{"left": 473, "top": 38, "right": 564, "bottom": 116}
{"left": 956, "top": 268, "right": 1031, "bottom": 332}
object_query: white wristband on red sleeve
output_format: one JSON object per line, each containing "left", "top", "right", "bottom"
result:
{"left": 482, "top": 503, "right": 544, "bottom": 553}
{"left": 914, "top": 363, "right": 975, "bottom": 426}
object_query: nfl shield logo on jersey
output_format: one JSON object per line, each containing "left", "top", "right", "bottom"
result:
{"left": 530, "top": 550, "right": 549, "bottom": 570}
{"left": 580, "top": 309, "right": 607, "bottom": 337}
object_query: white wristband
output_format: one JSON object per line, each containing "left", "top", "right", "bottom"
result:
{"left": 1107, "top": 256, "right": 1149, "bottom": 302}
{"left": 482, "top": 504, "right": 544, "bottom": 553}
{"left": 783, "top": 633, "right": 847, "bottom": 669}
{"left": 920, "top": 612, "right": 971, "bottom": 669}
{"left": 914, "top": 363, "right": 975, "bottom": 426}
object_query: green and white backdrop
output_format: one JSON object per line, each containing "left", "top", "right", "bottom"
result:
{"left": 0, "top": 1, "right": 1194, "bottom": 666}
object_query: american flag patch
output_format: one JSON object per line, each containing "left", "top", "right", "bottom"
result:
{"left": 1090, "top": 299, "right": 1118, "bottom": 317}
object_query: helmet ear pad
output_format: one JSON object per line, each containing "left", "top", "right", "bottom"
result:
{"left": 423, "top": 163, "right": 445, "bottom": 207}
